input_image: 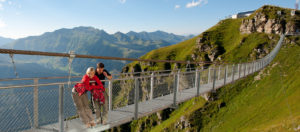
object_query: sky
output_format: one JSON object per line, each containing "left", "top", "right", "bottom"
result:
{"left": 0, "top": 0, "right": 296, "bottom": 39}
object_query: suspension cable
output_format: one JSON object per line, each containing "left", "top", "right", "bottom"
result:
{"left": 67, "top": 51, "right": 75, "bottom": 90}
{"left": 9, "top": 54, "right": 19, "bottom": 78}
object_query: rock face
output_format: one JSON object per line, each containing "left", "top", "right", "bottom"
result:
{"left": 240, "top": 7, "right": 300, "bottom": 35}
{"left": 191, "top": 35, "right": 224, "bottom": 65}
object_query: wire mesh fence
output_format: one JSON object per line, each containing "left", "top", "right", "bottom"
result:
{"left": 153, "top": 74, "right": 175, "bottom": 99}
{"left": 178, "top": 71, "right": 196, "bottom": 92}
{"left": 111, "top": 78, "right": 135, "bottom": 110}
{"left": 0, "top": 87, "right": 35, "bottom": 131}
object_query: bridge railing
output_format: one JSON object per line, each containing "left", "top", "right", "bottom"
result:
{"left": 0, "top": 34, "right": 285, "bottom": 132}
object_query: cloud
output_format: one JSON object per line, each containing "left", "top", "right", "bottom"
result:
{"left": 120, "top": 0, "right": 126, "bottom": 4}
{"left": 8, "top": 1, "right": 12, "bottom": 5}
{"left": 0, "top": 19, "right": 6, "bottom": 28}
{"left": 175, "top": 5, "right": 180, "bottom": 9}
{"left": 186, "top": 0, "right": 208, "bottom": 8}
{"left": 0, "top": 4, "right": 3, "bottom": 10}
{"left": 0, "top": 0, "right": 6, "bottom": 2}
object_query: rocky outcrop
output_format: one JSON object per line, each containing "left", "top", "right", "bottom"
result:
{"left": 240, "top": 6, "right": 300, "bottom": 35}
{"left": 191, "top": 35, "right": 224, "bottom": 65}
{"left": 240, "top": 12, "right": 286, "bottom": 34}
{"left": 173, "top": 115, "right": 191, "bottom": 130}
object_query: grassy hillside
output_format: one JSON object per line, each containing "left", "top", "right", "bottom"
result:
{"left": 150, "top": 37, "right": 300, "bottom": 131}
{"left": 124, "top": 17, "right": 278, "bottom": 72}
{"left": 109, "top": 5, "right": 300, "bottom": 132}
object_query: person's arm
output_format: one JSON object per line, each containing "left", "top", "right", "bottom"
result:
{"left": 81, "top": 75, "right": 92, "bottom": 91}
{"left": 92, "top": 76, "right": 105, "bottom": 92}
{"left": 103, "top": 70, "right": 112, "bottom": 80}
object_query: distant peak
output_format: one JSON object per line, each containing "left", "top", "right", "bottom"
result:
{"left": 114, "top": 31, "right": 124, "bottom": 35}
{"left": 153, "top": 30, "right": 165, "bottom": 33}
{"left": 127, "top": 31, "right": 137, "bottom": 34}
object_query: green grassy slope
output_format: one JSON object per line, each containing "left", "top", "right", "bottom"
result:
{"left": 150, "top": 38, "right": 300, "bottom": 131}
{"left": 125, "top": 17, "right": 278, "bottom": 72}
{"left": 198, "top": 39, "right": 300, "bottom": 132}
{"left": 150, "top": 96, "right": 206, "bottom": 132}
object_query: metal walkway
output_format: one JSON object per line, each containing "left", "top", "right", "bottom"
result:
{"left": 38, "top": 78, "right": 237, "bottom": 132}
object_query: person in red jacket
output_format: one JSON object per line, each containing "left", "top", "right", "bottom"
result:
{"left": 72, "top": 67, "right": 104, "bottom": 128}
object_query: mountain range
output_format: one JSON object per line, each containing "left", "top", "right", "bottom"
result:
{"left": 0, "top": 26, "right": 194, "bottom": 78}
{"left": 0, "top": 36, "right": 14, "bottom": 47}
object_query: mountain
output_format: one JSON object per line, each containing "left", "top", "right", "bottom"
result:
{"left": 0, "top": 36, "right": 14, "bottom": 47}
{"left": 0, "top": 27, "right": 193, "bottom": 77}
{"left": 126, "top": 30, "right": 194, "bottom": 44}
{"left": 110, "top": 5, "right": 300, "bottom": 131}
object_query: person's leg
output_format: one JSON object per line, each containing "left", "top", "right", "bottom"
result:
{"left": 81, "top": 93, "right": 95, "bottom": 126}
{"left": 102, "top": 92, "right": 108, "bottom": 124}
{"left": 72, "top": 93, "right": 89, "bottom": 125}
{"left": 93, "top": 97, "right": 101, "bottom": 124}
{"left": 93, "top": 99, "right": 101, "bottom": 124}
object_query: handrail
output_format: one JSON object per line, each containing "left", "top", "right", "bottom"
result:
{"left": 0, "top": 48, "right": 213, "bottom": 64}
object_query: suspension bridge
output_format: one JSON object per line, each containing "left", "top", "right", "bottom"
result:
{"left": 0, "top": 34, "right": 285, "bottom": 132}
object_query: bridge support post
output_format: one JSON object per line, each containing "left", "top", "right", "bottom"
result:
{"left": 224, "top": 66, "right": 227, "bottom": 85}
{"left": 173, "top": 71, "right": 179, "bottom": 107}
{"left": 197, "top": 71, "right": 201, "bottom": 96}
{"left": 243, "top": 64, "right": 245, "bottom": 77}
{"left": 134, "top": 78, "right": 139, "bottom": 120}
{"left": 33, "top": 79, "right": 39, "bottom": 129}
{"left": 232, "top": 64, "right": 235, "bottom": 82}
{"left": 248, "top": 63, "right": 250, "bottom": 75}
{"left": 59, "top": 84, "right": 64, "bottom": 132}
{"left": 195, "top": 69, "right": 198, "bottom": 89}
{"left": 218, "top": 66, "right": 221, "bottom": 80}
{"left": 212, "top": 66, "right": 217, "bottom": 92}
{"left": 256, "top": 61, "right": 258, "bottom": 72}
{"left": 252, "top": 62, "right": 254, "bottom": 74}
{"left": 150, "top": 72, "right": 154, "bottom": 100}
{"left": 177, "top": 70, "right": 180, "bottom": 93}
{"left": 238, "top": 64, "right": 241, "bottom": 79}
{"left": 208, "top": 67, "right": 211, "bottom": 83}
{"left": 254, "top": 62, "right": 256, "bottom": 72}
{"left": 108, "top": 80, "right": 112, "bottom": 111}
